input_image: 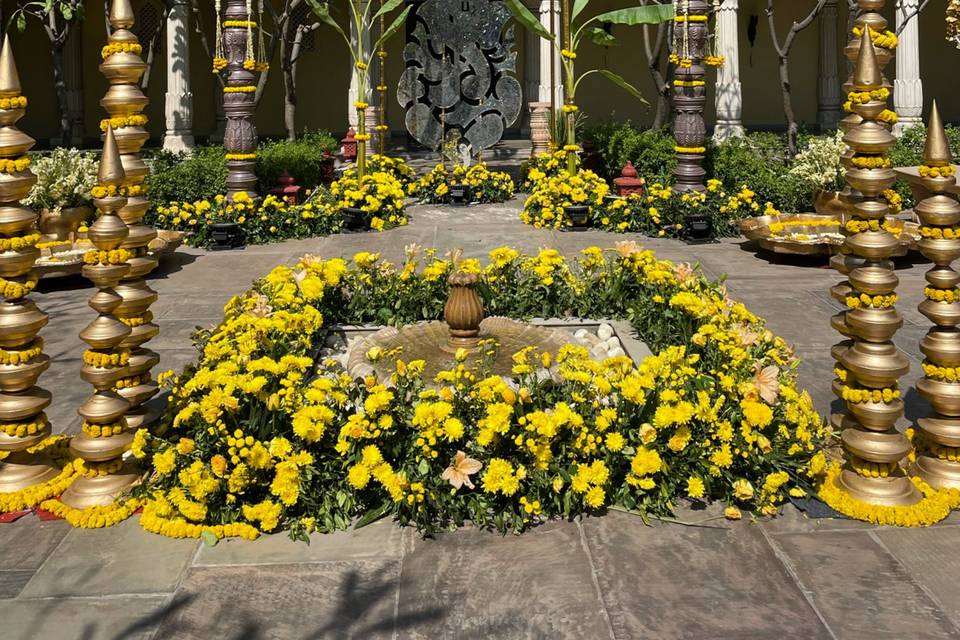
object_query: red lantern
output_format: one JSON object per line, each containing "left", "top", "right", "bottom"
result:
{"left": 613, "top": 161, "right": 645, "bottom": 197}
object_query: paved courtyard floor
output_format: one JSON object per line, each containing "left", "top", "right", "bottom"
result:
{"left": 3, "top": 199, "right": 960, "bottom": 639}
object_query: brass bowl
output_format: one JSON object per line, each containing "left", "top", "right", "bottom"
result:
{"left": 78, "top": 390, "right": 129, "bottom": 424}
{"left": 0, "top": 246, "right": 39, "bottom": 278}
{"left": 842, "top": 426, "right": 910, "bottom": 463}
{"left": 114, "top": 281, "right": 158, "bottom": 317}
{"left": 919, "top": 300, "right": 960, "bottom": 328}
{"left": 919, "top": 238, "right": 960, "bottom": 265}
{"left": 848, "top": 266, "right": 898, "bottom": 296}
{"left": 79, "top": 315, "right": 132, "bottom": 350}
{"left": 926, "top": 265, "right": 960, "bottom": 290}
{"left": 845, "top": 307, "right": 903, "bottom": 343}
{"left": 82, "top": 263, "right": 131, "bottom": 288}
{"left": 917, "top": 378, "right": 960, "bottom": 417}
{"left": 0, "top": 205, "right": 36, "bottom": 236}
{"left": 738, "top": 214, "right": 918, "bottom": 257}
{"left": 0, "top": 300, "right": 48, "bottom": 347}
{"left": 848, "top": 397, "right": 903, "bottom": 431}
{"left": 0, "top": 355, "right": 49, "bottom": 393}
{"left": 69, "top": 429, "right": 134, "bottom": 463}
{"left": 921, "top": 329, "right": 960, "bottom": 366}
{"left": 917, "top": 416, "right": 960, "bottom": 448}
{"left": 915, "top": 195, "right": 960, "bottom": 226}
{"left": 0, "top": 386, "right": 51, "bottom": 421}
{"left": 842, "top": 341, "right": 910, "bottom": 388}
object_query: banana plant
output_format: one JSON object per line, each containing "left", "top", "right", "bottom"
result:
{"left": 307, "top": 0, "right": 410, "bottom": 177}
{"left": 504, "top": 0, "right": 674, "bottom": 174}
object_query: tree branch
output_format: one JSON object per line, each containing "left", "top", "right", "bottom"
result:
{"left": 895, "top": 0, "right": 931, "bottom": 36}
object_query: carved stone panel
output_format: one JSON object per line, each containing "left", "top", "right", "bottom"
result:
{"left": 397, "top": 0, "right": 521, "bottom": 154}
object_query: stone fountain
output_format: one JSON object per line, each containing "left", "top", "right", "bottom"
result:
{"left": 346, "top": 269, "right": 579, "bottom": 381}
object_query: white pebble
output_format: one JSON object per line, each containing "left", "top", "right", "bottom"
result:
{"left": 607, "top": 346, "right": 626, "bottom": 358}
{"left": 573, "top": 329, "right": 591, "bottom": 341}
{"left": 597, "top": 323, "right": 614, "bottom": 341}
{"left": 604, "top": 337, "right": 621, "bottom": 351}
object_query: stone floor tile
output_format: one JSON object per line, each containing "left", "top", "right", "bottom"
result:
{"left": 195, "top": 519, "right": 403, "bottom": 566}
{"left": 396, "top": 521, "right": 611, "bottom": 639}
{"left": 876, "top": 526, "right": 960, "bottom": 630}
{"left": 0, "top": 570, "right": 34, "bottom": 599}
{"left": 582, "top": 511, "right": 830, "bottom": 639}
{"left": 0, "top": 595, "right": 168, "bottom": 640}
{"left": 153, "top": 561, "right": 399, "bottom": 639}
{"left": 759, "top": 504, "right": 877, "bottom": 536}
{"left": 19, "top": 518, "right": 197, "bottom": 598}
{"left": 772, "top": 530, "right": 959, "bottom": 639}
{"left": 0, "top": 518, "right": 70, "bottom": 571}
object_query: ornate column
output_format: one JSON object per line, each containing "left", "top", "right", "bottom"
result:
{"left": 59, "top": 126, "right": 141, "bottom": 509}
{"left": 0, "top": 38, "right": 61, "bottom": 507}
{"left": 713, "top": 0, "right": 744, "bottom": 142}
{"left": 348, "top": 0, "right": 372, "bottom": 130}
{"left": 671, "top": 0, "right": 708, "bottom": 192}
{"left": 100, "top": 0, "right": 160, "bottom": 438}
{"left": 817, "top": 0, "right": 843, "bottom": 130}
{"left": 162, "top": 0, "right": 196, "bottom": 152}
{"left": 63, "top": 27, "right": 85, "bottom": 146}
{"left": 538, "top": 0, "right": 562, "bottom": 109}
{"left": 911, "top": 102, "right": 960, "bottom": 489}
{"left": 827, "top": 17, "right": 922, "bottom": 514}
{"left": 222, "top": 0, "right": 258, "bottom": 197}
{"left": 893, "top": 0, "right": 922, "bottom": 134}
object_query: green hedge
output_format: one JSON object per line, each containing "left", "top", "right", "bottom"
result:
{"left": 145, "top": 130, "right": 338, "bottom": 206}
{"left": 889, "top": 124, "right": 960, "bottom": 210}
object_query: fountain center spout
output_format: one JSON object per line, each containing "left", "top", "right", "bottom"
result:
{"left": 443, "top": 270, "right": 484, "bottom": 354}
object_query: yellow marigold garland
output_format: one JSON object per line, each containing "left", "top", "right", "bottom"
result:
{"left": 703, "top": 55, "right": 725, "bottom": 67}
{"left": 924, "top": 286, "right": 960, "bottom": 303}
{"left": 0, "top": 276, "right": 37, "bottom": 300}
{"left": 223, "top": 20, "right": 256, "bottom": 27}
{"left": 90, "top": 184, "right": 143, "bottom": 199}
{"left": 919, "top": 165, "right": 957, "bottom": 179}
{"left": 818, "top": 462, "right": 951, "bottom": 526}
{"left": 840, "top": 384, "right": 900, "bottom": 404}
{"left": 225, "top": 153, "right": 256, "bottom": 161}
{"left": 844, "top": 219, "right": 898, "bottom": 234}
{"left": 83, "top": 248, "right": 132, "bottom": 265}
{"left": 848, "top": 88, "right": 891, "bottom": 104}
{"left": 922, "top": 361, "right": 960, "bottom": 382}
{"left": 920, "top": 226, "right": 960, "bottom": 239}
{"left": 223, "top": 85, "right": 256, "bottom": 93}
{"left": 674, "top": 146, "right": 706, "bottom": 154}
{"left": 212, "top": 57, "right": 228, "bottom": 73}
{"left": 82, "top": 349, "right": 130, "bottom": 368}
{"left": 101, "top": 42, "right": 142, "bottom": 59}
{"left": 850, "top": 458, "right": 898, "bottom": 478}
{"left": 845, "top": 292, "right": 897, "bottom": 309}
{"left": 140, "top": 493, "right": 260, "bottom": 540}
{"left": 851, "top": 156, "right": 891, "bottom": 169}
{"left": 0, "top": 232, "right": 40, "bottom": 252}
{"left": 0, "top": 414, "right": 48, "bottom": 438}
{"left": 0, "top": 436, "right": 75, "bottom": 514}
{"left": 81, "top": 421, "right": 125, "bottom": 438}
{"left": 852, "top": 25, "right": 898, "bottom": 50}
{"left": 673, "top": 80, "right": 706, "bottom": 87}
{"left": 674, "top": 14, "right": 708, "bottom": 21}
{"left": 72, "top": 458, "right": 124, "bottom": 478}
{"left": 0, "top": 156, "right": 30, "bottom": 174}
{"left": 39, "top": 497, "right": 142, "bottom": 528}
{"left": 0, "top": 95, "right": 27, "bottom": 110}
{"left": 0, "top": 338, "right": 42, "bottom": 366}
{"left": 99, "top": 115, "right": 148, "bottom": 132}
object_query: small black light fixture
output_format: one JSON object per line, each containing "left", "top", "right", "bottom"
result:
{"left": 564, "top": 204, "right": 591, "bottom": 229}
{"left": 683, "top": 212, "right": 714, "bottom": 244}
{"left": 342, "top": 206, "right": 368, "bottom": 230}
{"left": 448, "top": 183, "right": 472, "bottom": 206}
{"left": 210, "top": 222, "right": 245, "bottom": 251}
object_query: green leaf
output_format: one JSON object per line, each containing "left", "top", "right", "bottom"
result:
{"left": 200, "top": 530, "right": 219, "bottom": 547}
{"left": 373, "top": 6, "right": 412, "bottom": 52}
{"left": 417, "top": 457, "right": 430, "bottom": 475}
{"left": 372, "top": 0, "right": 404, "bottom": 21}
{"left": 597, "top": 69, "right": 649, "bottom": 104}
{"left": 503, "top": 0, "right": 555, "bottom": 42}
{"left": 305, "top": 0, "right": 349, "bottom": 43}
{"left": 588, "top": 26, "right": 617, "bottom": 47}
{"left": 354, "top": 501, "right": 391, "bottom": 529}
{"left": 591, "top": 4, "right": 674, "bottom": 26}
{"left": 16, "top": 13, "right": 26, "bottom": 32}
{"left": 571, "top": 0, "right": 590, "bottom": 23}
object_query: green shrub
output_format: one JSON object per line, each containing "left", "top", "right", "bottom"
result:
{"left": 889, "top": 124, "right": 960, "bottom": 210}
{"left": 255, "top": 129, "right": 337, "bottom": 192}
{"left": 145, "top": 146, "right": 227, "bottom": 207}
{"left": 584, "top": 122, "right": 676, "bottom": 183}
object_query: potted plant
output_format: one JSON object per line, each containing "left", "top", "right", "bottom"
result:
{"left": 520, "top": 167, "right": 608, "bottom": 229}
{"left": 788, "top": 130, "right": 847, "bottom": 215}
{"left": 330, "top": 171, "right": 408, "bottom": 232}
{"left": 24, "top": 148, "right": 98, "bottom": 241}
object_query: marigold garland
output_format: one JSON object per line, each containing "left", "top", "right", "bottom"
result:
{"left": 140, "top": 494, "right": 260, "bottom": 540}
{"left": 225, "top": 153, "right": 256, "bottom": 161}
{"left": 818, "top": 463, "right": 951, "bottom": 526}
{"left": 674, "top": 14, "right": 708, "bottom": 21}
{"left": 119, "top": 315, "right": 148, "bottom": 327}
{"left": 99, "top": 115, "right": 148, "bottom": 132}
{"left": 212, "top": 57, "right": 228, "bottom": 73}
{"left": 919, "top": 225, "right": 960, "bottom": 239}
{"left": 845, "top": 292, "right": 897, "bottom": 309}
{"left": 922, "top": 361, "right": 960, "bottom": 382}
{"left": 673, "top": 80, "right": 705, "bottom": 87}
{"left": 0, "top": 415, "right": 48, "bottom": 438}
{"left": 82, "top": 349, "right": 130, "bottom": 368}
{"left": 851, "top": 156, "right": 892, "bottom": 169}
{"left": 0, "top": 156, "right": 30, "bottom": 174}
{"left": 0, "top": 276, "right": 37, "bottom": 300}
{"left": 844, "top": 219, "right": 898, "bottom": 234}
{"left": 101, "top": 42, "right": 142, "bottom": 59}
{"left": 223, "top": 20, "right": 257, "bottom": 27}
{"left": 39, "top": 497, "right": 142, "bottom": 528}
{"left": 852, "top": 25, "right": 898, "bottom": 50}
{"left": 72, "top": 458, "right": 124, "bottom": 478}
{"left": 90, "top": 184, "right": 143, "bottom": 199}
{"left": 848, "top": 88, "right": 891, "bottom": 104}
{"left": 703, "top": 55, "right": 725, "bottom": 67}
{"left": 840, "top": 383, "right": 900, "bottom": 404}
{"left": 924, "top": 286, "right": 960, "bottom": 303}
{"left": 81, "top": 421, "right": 125, "bottom": 438}
{"left": 674, "top": 146, "right": 706, "bottom": 154}
{"left": 919, "top": 165, "right": 957, "bottom": 179}
{"left": 83, "top": 248, "right": 132, "bottom": 265}
{"left": 0, "top": 232, "right": 40, "bottom": 253}
{"left": 0, "top": 436, "right": 75, "bottom": 514}
{"left": 0, "top": 95, "right": 27, "bottom": 110}
{"left": 850, "top": 458, "right": 898, "bottom": 478}
{"left": 0, "top": 338, "right": 42, "bottom": 366}
{"left": 223, "top": 85, "right": 256, "bottom": 94}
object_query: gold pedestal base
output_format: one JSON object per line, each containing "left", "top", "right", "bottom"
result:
{"left": 58, "top": 460, "right": 141, "bottom": 509}
{"left": 912, "top": 455, "right": 960, "bottom": 491}
{"left": 836, "top": 466, "right": 923, "bottom": 506}
{"left": 122, "top": 405, "right": 160, "bottom": 433}
{"left": 0, "top": 451, "right": 59, "bottom": 494}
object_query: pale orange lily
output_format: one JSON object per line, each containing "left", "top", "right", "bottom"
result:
{"left": 442, "top": 451, "right": 482, "bottom": 490}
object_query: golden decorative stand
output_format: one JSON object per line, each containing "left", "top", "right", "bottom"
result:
{"left": 59, "top": 128, "right": 140, "bottom": 509}
{"left": 0, "top": 38, "right": 57, "bottom": 496}
{"left": 830, "top": 27, "right": 921, "bottom": 507}
{"left": 911, "top": 103, "right": 960, "bottom": 489}
{"left": 101, "top": 0, "right": 160, "bottom": 434}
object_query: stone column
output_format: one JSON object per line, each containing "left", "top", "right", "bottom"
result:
{"left": 817, "top": 0, "right": 843, "bottom": 130}
{"left": 671, "top": 0, "right": 708, "bottom": 192}
{"left": 538, "top": 0, "right": 562, "bottom": 109}
{"left": 713, "top": 0, "right": 744, "bottom": 142}
{"left": 162, "top": 0, "right": 195, "bottom": 152}
{"left": 63, "top": 26, "right": 84, "bottom": 146}
{"left": 222, "top": 0, "right": 257, "bottom": 197}
{"left": 894, "top": 0, "right": 923, "bottom": 134}
{"left": 348, "top": 0, "right": 371, "bottom": 129}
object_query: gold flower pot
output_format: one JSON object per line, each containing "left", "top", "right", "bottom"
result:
{"left": 58, "top": 460, "right": 141, "bottom": 510}
{"left": 0, "top": 448, "right": 59, "bottom": 493}
{"left": 848, "top": 266, "right": 898, "bottom": 296}
{"left": 78, "top": 315, "right": 131, "bottom": 350}
{"left": 911, "top": 455, "right": 960, "bottom": 490}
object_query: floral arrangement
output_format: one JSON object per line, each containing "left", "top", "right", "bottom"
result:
{"left": 520, "top": 169, "right": 609, "bottom": 229}
{"left": 115, "top": 242, "right": 834, "bottom": 541}
{"left": 412, "top": 163, "right": 514, "bottom": 204}
{"left": 787, "top": 130, "right": 847, "bottom": 194}
{"left": 23, "top": 148, "right": 98, "bottom": 214}
{"left": 330, "top": 171, "right": 408, "bottom": 232}
{"left": 520, "top": 150, "right": 576, "bottom": 192}
{"left": 342, "top": 154, "right": 417, "bottom": 187}
{"left": 149, "top": 191, "right": 341, "bottom": 248}
{"left": 590, "top": 180, "right": 761, "bottom": 237}
{"left": 950, "top": 0, "right": 960, "bottom": 49}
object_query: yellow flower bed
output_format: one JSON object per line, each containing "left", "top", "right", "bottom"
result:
{"left": 521, "top": 169, "right": 608, "bottom": 229}
{"left": 118, "top": 245, "right": 837, "bottom": 541}
{"left": 330, "top": 170, "right": 408, "bottom": 232}
{"left": 412, "top": 162, "right": 514, "bottom": 204}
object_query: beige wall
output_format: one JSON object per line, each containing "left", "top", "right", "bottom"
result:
{"left": 3, "top": 0, "right": 959, "bottom": 145}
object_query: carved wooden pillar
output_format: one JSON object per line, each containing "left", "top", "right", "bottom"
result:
{"left": 671, "top": 0, "right": 709, "bottom": 193}
{"left": 222, "top": 0, "right": 257, "bottom": 198}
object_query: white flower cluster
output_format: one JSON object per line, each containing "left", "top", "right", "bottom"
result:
{"left": 23, "top": 148, "right": 99, "bottom": 214}
{"left": 788, "top": 130, "right": 847, "bottom": 192}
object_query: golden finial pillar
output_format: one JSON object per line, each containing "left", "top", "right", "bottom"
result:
{"left": 0, "top": 37, "right": 58, "bottom": 499}
{"left": 100, "top": 0, "right": 160, "bottom": 434}
{"left": 911, "top": 101, "right": 960, "bottom": 489}
{"left": 829, "top": 29, "right": 920, "bottom": 507}
{"left": 59, "top": 127, "right": 140, "bottom": 509}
